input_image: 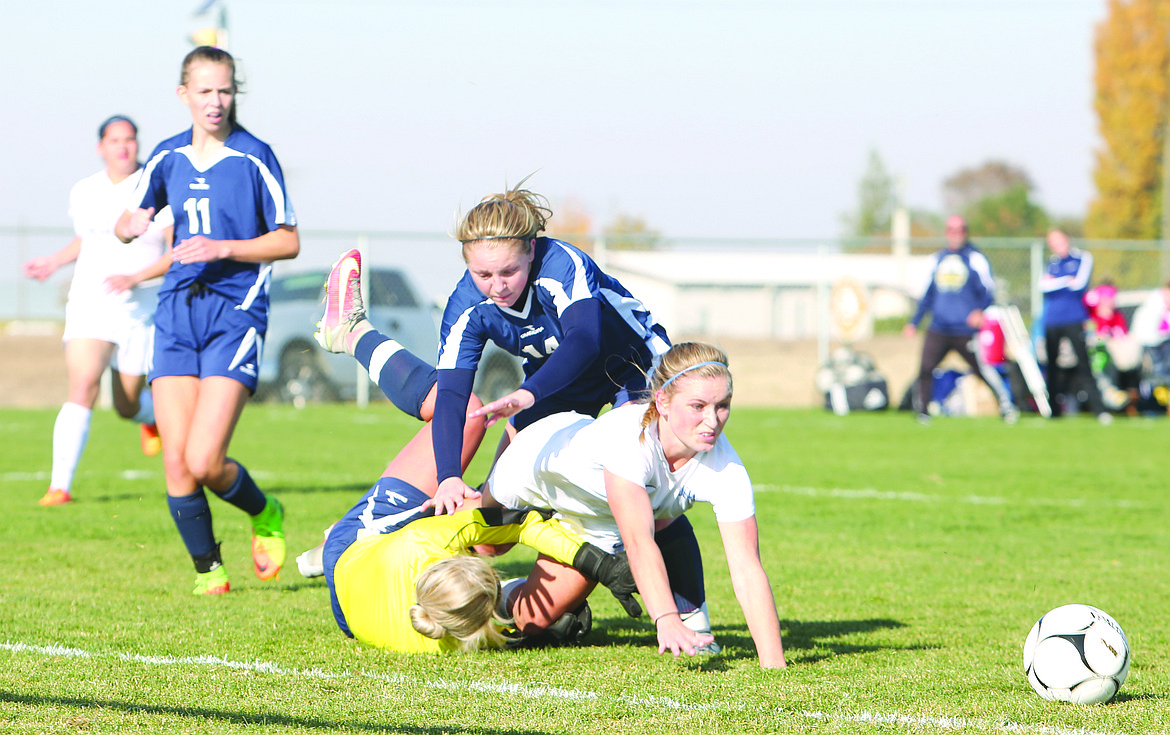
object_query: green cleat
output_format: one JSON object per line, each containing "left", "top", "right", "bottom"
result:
{"left": 193, "top": 565, "right": 230, "bottom": 596}
{"left": 251, "top": 496, "right": 286, "bottom": 581}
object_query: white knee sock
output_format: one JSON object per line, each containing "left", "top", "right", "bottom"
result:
{"left": 132, "top": 388, "right": 155, "bottom": 425}
{"left": 680, "top": 602, "right": 712, "bottom": 635}
{"left": 50, "top": 402, "right": 92, "bottom": 492}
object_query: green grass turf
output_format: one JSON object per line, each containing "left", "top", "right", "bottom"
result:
{"left": 1, "top": 404, "right": 1168, "bottom": 734}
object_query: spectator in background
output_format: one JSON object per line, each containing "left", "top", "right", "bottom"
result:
{"left": 1130, "top": 281, "right": 1170, "bottom": 412}
{"left": 903, "top": 215, "right": 1017, "bottom": 424}
{"left": 1129, "top": 281, "right": 1170, "bottom": 350}
{"left": 1040, "top": 229, "right": 1110, "bottom": 424}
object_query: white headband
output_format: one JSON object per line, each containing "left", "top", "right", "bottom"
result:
{"left": 661, "top": 361, "right": 727, "bottom": 390}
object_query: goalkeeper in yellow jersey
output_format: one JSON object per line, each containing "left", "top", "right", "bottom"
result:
{"left": 325, "top": 482, "right": 635, "bottom": 653}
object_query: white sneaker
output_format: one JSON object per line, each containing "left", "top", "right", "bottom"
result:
{"left": 296, "top": 542, "right": 325, "bottom": 578}
{"left": 681, "top": 603, "right": 722, "bottom": 655}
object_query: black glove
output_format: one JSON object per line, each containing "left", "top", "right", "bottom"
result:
{"left": 572, "top": 544, "right": 642, "bottom": 617}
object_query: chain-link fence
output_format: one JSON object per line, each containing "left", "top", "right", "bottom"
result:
{"left": 5, "top": 225, "right": 1168, "bottom": 337}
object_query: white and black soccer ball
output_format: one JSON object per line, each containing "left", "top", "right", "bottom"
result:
{"left": 1023, "top": 604, "right": 1130, "bottom": 705}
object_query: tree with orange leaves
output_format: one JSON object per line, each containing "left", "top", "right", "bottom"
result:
{"left": 1086, "top": 0, "right": 1170, "bottom": 240}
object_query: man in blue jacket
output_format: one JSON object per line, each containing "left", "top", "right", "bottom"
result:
{"left": 903, "top": 215, "right": 1017, "bottom": 424}
{"left": 1041, "top": 228, "right": 1110, "bottom": 423}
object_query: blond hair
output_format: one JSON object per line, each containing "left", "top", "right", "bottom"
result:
{"left": 409, "top": 555, "right": 507, "bottom": 652}
{"left": 640, "top": 342, "right": 732, "bottom": 435}
{"left": 454, "top": 178, "right": 552, "bottom": 261}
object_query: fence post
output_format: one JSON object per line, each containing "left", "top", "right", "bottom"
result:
{"left": 816, "top": 242, "right": 830, "bottom": 368}
{"left": 1030, "top": 239, "right": 1044, "bottom": 326}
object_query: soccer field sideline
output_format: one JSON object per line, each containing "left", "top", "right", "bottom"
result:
{"left": 1, "top": 641, "right": 1126, "bottom": 735}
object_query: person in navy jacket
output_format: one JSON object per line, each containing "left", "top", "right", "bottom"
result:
{"left": 1041, "top": 229, "right": 1110, "bottom": 423}
{"left": 903, "top": 215, "right": 1016, "bottom": 423}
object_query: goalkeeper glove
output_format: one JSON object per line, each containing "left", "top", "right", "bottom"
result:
{"left": 572, "top": 543, "right": 642, "bottom": 617}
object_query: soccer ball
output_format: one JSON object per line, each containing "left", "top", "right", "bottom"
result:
{"left": 1023, "top": 604, "right": 1130, "bottom": 705}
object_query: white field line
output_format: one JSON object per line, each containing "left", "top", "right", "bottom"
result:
{"left": 1, "top": 640, "right": 1130, "bottom": 735}
{"left": 5, "top": 474, "right": 1151, "bottom": 511}
{"left": 755, "top": 484, "right": 1154, "bottom": 510}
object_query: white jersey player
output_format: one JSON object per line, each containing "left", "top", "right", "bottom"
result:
{"left": 23, "top": 115, "right": 173, "bottom": 507}
{"left": 482, "top": 342, "right": 787, "bottom": 668}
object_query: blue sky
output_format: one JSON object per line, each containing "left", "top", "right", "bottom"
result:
{"left": 5, "top": 0, "right": 1106, "bottom": 240}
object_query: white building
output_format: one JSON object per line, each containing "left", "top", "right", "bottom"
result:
{"left": 602, "top": 249, "right": 933, "bottom": 341}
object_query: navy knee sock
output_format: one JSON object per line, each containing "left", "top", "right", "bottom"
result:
{"left": 214, "top": 460, "right": 266, "bottom": 516}
{"left": 167, "top": 489, "right": 217, "bottom": 562}
{"left": 353, "top": 331, "right": 437, "bottom": 420}
{"left": 655, "top": 514, "right": 706, "bottom": 614}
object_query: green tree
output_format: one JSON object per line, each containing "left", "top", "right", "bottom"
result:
{"left": 963, "top": 184, "right": 1050, "bottom": 237}
{"left": 942, "top": 160, "right": 1032, "bottom": 215}
{"left": 842, "top": 149, "right": 897, "bottom": 236}
{"left": 1086, "top": 0, "right": 1170, "bottom": 239}
{"left": 603, "top": 214, "right": 660, "bottom": 251}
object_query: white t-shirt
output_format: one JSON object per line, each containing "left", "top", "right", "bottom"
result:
{"left": 67, "top": 168, "right": 172, "bottom": 306}
{"left": 487, "top": 402, "right": 755, "bottom": 551}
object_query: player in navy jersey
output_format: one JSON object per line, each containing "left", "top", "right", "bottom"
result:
{"left": 428, "top": 182, "right": 671, "bottom": 517}
{"left": 114, "top": 46, "right": 299, "bottom": 595}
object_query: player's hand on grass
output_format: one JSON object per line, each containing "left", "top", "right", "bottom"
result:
{"left": 654, "top": 613, "right": 714, "bottom": 658}
{"left": 468, "top": 388, "right": 535, "bottom": 428}
{"left": 422, "top": 476, "right": 482, "bottom": 516}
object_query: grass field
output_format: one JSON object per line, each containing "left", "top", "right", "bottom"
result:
{"left": 2, "top": 403, "right": 1168, "bottom": 734}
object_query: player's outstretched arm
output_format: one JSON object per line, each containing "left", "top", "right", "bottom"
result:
{"left": 606, "top": 470, "right": 713, "bottom": 656}
{"left": 468, "top": 388, "right": 535, "bottom": 428}
{"left": 719, "top": 516, "right": 787, "bottom": 669}
{"left": 23, "top": 237, "right": 82, "bottom": 281}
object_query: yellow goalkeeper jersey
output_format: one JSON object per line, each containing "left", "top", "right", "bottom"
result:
{"left": 333, "top": 508, "right": 584, "bottom": 653}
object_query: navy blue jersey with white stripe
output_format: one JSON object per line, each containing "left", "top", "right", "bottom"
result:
{"left": 438, "top": 237, "right": 669, "bottom": 383}
{"left": 130, "top": 126, "right": 296, "bottom": 311}
{"left": 1041, "top": 248, "right": 1093, "bottom": 327}
{"left": 909, "top": 242, "right": 996, "bottom": 336}
{"left": 433, "top": 237, "right": 670, "bottom": 482}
